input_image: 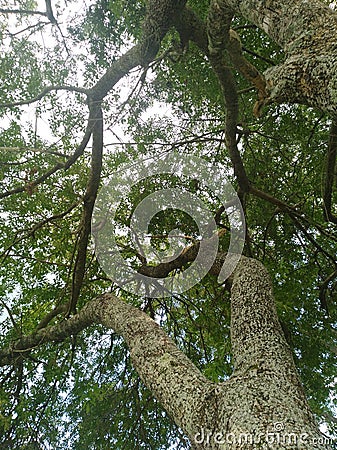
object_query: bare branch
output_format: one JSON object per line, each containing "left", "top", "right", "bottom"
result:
{"left": 323, "top": 120, "right": 337, "bottom": 224}
{"left": 1, "top": 200, "right": 81, "bottom": 262}
{"left": 0, "top": 146, "right": 68, "bottom": 158}
{"left": 0, "top": 85, "right": 89, "bottom": 109}
{"left": 0, "top": 8, "right": 47, "bottom": 17}
{"left": 67, "top": 103, "right": 104, "bottom": 316}
{"left": 0, "top": 108, "right": 94, "bottom": 199}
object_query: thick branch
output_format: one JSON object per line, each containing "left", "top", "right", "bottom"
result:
{"left": 90, "top": 0, "right": 187, "bottom": 100}
{"left": 173, "top": 6, "right": 208, "bottom": 53}
{"left": 0, "top": 290, "right": 216, "bottom": 437}
{"left": 139, "top": 0, "right": 187, "bottom": 64}
{"left": 94, "top": 293, "right": 216, "bottom": 437}
{"left": 219, "top": 0, "right": 337, "bottom": 114}
{"left": 0, "top": 301, "right": 96, "bottom": 366}
{"left": 0, "top": 250, "right": 324, "bottom": 445}
{"left": 230, "top": 258, "right": 295, "bottom": 373}
{"left": 45, "top": 0, "right": 56, "bottom": 23}
{"left": 207, "top": 1, "right": 251, "bottom": 192}
{"left": 323, "top": 120, "right": 337, "bottom": 224}
{"left": 68, "top": 103, "right": 104, "bottom": 315}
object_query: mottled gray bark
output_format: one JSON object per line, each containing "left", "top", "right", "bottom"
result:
{"left": 92, "top": 257, "right": 331, "bottom": 449}
{"left": 211, "top": 257, "right": 329, "bottom": 449}
{"left": 0, "top": 256, "right": 331, "bottom": 448}
{"left": 220, "top": 0, "right": 337, "bottom": 115}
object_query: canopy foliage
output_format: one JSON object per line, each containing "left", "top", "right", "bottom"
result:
{"left": 0, "top": 0, "right": 336, "bottom": 448}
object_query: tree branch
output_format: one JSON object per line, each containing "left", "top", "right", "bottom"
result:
{"left": 323, "top": 120, "right": 337, "bottom": 224}
{"left": 90, "top": 0, "right": 187, "bottom": 100}
{"left": 0, "top": 200, "right": 80, "bottom": 262}
{"left": 0, "top": 108, "right": 94, "bottom": 199}
{"left": 0, "top": 301, "right": 96, "bottom": 366}
{"left": 0, "top": 85, "right": 89, "bottom": 109}
{"left": 0, "top": 8, "right": 47, "bottom": 17}
{"left": 0, "top": 0, "right": 57, "bottom": 25}
{"left": 207, "top": 1, "right": 251, "bottom": 193}
{"left": 45, "top": 0, "right": 56, "bottom": 24}
{"left": 95, "top": 293, "right": 216, "bottom": 437}
{"left": 0, "top": 146, "right": 68, "bottom": 158}
{"left": 67, "top": 103, "right": 104, "bottom": 316}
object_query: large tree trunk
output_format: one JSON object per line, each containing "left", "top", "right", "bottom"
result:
{"left": 95, "top": 257, "right": 331, "bottom": 448}
{"left": 1, "top": 256, "right": 330, "bottom": 448}
{"left": 220, "top": 0, "right": 337, "bottom": 115}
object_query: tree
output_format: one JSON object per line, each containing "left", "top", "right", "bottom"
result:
{"left": 0, "top": 0, "right": 336, "bottom": 448}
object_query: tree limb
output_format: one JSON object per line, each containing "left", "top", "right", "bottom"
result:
{"left": 0, "top": 301, "right": 96, "bottom": 366}
{"left": 207, "top": 1, "right": 251, "bottom": 193}
{"left": 45, "top": 0, "right": 56, "bottom": 24}
{"left": 90, "top": 0, "right": 187, "bottom": 100}
{"left": 67, "top": 103, "right": 104, "bottom": 316}
{"left": 323, "top": 120, "right": 337, "bottom": 224}
{"left": 0, "top": 85, "right": 89, "bottom": 109}
{"left": 0, "top": 108, "right": 94, "bottom": 199}
{"left": 0, "top": 8, "right": 47, "bottom": 17}
{"left": 95, "top": 293, "right": 216, "bottom": 438}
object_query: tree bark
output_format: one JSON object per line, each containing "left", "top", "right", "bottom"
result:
{"left": 219, "top": 0, "right": 337, "bottom": 115}
{"left": 1, "top": 1, "right": 336, "bottom": 447}
{"left": 87, "top": 257, "right": 334, "bottom": 448}
{"left": 1, "top": 256, "right": 330, "bottom": 448}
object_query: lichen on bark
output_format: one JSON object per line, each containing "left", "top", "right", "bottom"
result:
{"left": 219, "top": 0, "right": 337, "bottom": 115}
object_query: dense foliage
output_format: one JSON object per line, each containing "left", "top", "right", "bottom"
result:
{"left": 0, "top": 0, "right": 336, "bottom": 448}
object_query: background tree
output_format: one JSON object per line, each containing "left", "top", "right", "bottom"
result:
{"left": 0, "top": 0, "right": 336, "bottom": 448}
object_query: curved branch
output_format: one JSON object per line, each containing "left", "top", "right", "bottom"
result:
{"left": 0, "top": 85, "right": 89, "bottom": 109}
{"left": 35, "top": 304, "right": 68, "bottom": 330}
{"left": 90, "top": 0, "right": 187, "bottom": 100}
{"left": 0, "top": 200, "right": 81, "bottom": 262}
{"left": 0, "top": 161, "right": 64, "bottom": 199}
{"left": 0, "top": 8, "right": 47, "bottom": 17}
{"left": 95, "top": 293, "right": 216, "bottom": 437}
{"left": 0, "top": 109, "right": 94, "bottom": 199}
